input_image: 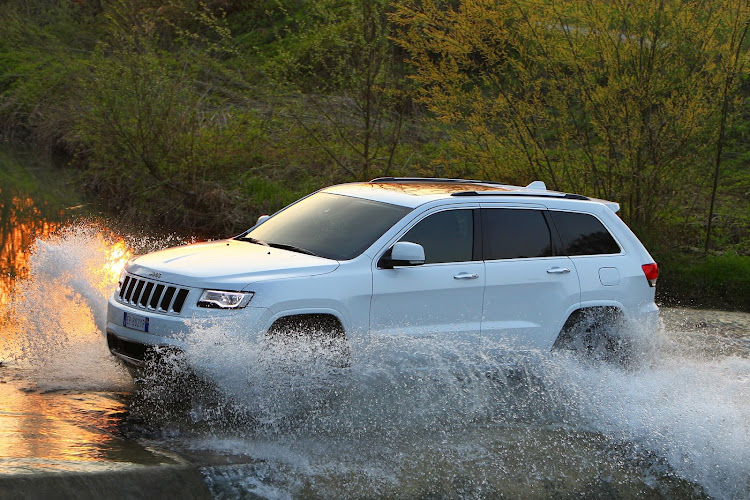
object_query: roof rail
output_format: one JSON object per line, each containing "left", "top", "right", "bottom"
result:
{"left": 370, "top": 177, "right": 509, "bottom": 186}
{"left": 451, "top": 191, "right": 590, "bottom": 201}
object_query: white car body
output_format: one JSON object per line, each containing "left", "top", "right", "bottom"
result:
{"left": 106, "top": 178, "right": 659, "bottom": 367}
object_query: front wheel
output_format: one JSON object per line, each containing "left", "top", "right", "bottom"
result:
{"left": 265, "top": 314, "right": 350, "bottom": 369}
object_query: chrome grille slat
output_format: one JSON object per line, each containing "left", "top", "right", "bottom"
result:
{"left": 132, "top": 280, "right": 145, "bottom": 305}
{"left": 173, "top": 289, "right": 189, "bottom": 313}
{"left": 124, "top": 278, "right": 137, "bottom": 302}
{"left": 116, "top": 274, "right": 190, "bottom": 315}
{"left": 150, "top": 284, "right": 166, "bottom": 310}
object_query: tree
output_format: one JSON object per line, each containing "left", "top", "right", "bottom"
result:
{"left": 704, "top": 1, "right": 750, "bottom": 252}
{"left": 69, "top": 0, "right": 257, "bottom": 233}
{"left": 392, "top": 0, "right": 747, "bottom": 232}
{"left": 267, "top": 0, "right": 413, "bottom": 181}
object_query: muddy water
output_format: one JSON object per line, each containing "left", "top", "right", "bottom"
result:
{"left": 1, "top": 146, "right": 749, "bottom": 499}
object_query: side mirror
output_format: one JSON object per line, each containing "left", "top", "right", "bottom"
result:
{"left": 256, "top": 215, "right": 271, "bottom": 225}
{"left": 379, "top": 242, "right": 425, "bottom": 269}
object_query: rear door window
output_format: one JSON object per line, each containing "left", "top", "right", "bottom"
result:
{"left": 551, "top": 211, "right": 621, "bottom": 255}
{"left": 482, "top": 209, "right": 553, "bottom": 260}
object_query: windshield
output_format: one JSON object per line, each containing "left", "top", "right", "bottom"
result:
{"left": 240, "top": 192, "right": 412, "bottom": 260}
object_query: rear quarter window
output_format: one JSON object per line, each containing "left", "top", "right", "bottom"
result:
{"left": 551, "top": 211, "right": 621, "bottom": 256}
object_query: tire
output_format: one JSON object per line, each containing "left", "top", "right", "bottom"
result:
{"left": 265, "top": 314, "right": 350, "bottom": 368}
{"left": 553, "top": 307, "right": 632, "bottom": 365}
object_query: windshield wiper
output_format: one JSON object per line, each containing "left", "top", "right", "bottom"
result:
{"left": 236, "top": 236, "right": 270, "bottom": 246}
{"left": 236, "top": 236, "right": 318, "bottom": 256}
{"left": 267, "top": 242, "right": 319, "bottom": 257}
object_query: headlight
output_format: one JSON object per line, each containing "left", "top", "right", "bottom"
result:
{"left": 197, "top": 290, "right": 253, "bottom": 309}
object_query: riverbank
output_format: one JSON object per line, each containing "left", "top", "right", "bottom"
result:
{"left": 656, "top": 252, "right": 750, "bottom": 312}
{"left": 0, "top": 466, "right": 212, "bottom": 500}
{"left": 1, "top": 1, "right": 748, "bottom": 266}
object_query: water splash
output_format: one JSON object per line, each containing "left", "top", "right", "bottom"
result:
{"left": 553, "top": 354, "right": 750, "bottom": 499}
{"left": 0, "top": 223, "right": 137, "bottom": 390}
{"left": 166, "top": 313, "right": 749, "bottom": 499}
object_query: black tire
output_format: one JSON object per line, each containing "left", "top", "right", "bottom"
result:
{"left": 553, "top": 307, "right": 632, "bottom": 365}
{"left": 266, "top": 314, "right": 350, "bottom": 368}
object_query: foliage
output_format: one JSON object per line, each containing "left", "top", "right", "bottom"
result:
{"left": 391, "top": 0, "right": 750, "bottom": 241}
{"left": 0, "top": 1, "right": 98, "bottom": 145}
{"left": 255, "top": 0, "right": 416, "bottom": 181}
{"left": 61, "top": 1, "right": 250, "bottom": 233}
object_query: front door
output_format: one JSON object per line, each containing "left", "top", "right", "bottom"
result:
{"left": 370, "top": 208, "right": 484, "bottom": 339}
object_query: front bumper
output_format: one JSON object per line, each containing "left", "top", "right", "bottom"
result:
{"left": 106, "top": 330, "right": 168, "bottom": 367}
{"left": 106, "top": 293, "right": 268, "bottom": 366}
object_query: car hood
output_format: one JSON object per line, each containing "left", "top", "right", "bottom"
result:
{"left": 126, "top": 239, "right": 340, "bottom": 290}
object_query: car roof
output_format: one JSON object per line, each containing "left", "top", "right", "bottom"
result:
{"left": 323, "top": 178, "right": 620, "bottom": 212}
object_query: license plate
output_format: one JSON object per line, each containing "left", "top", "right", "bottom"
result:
{"left": 123, "top": 312, "right": 149, "bottom": 332}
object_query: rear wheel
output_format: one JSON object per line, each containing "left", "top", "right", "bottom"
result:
{"left": 553, "top": 307, "right": 632, "bottom": 365}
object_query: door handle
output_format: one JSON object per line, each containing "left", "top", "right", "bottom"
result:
{"left": 547, "top": 267, "right": 571, "bottom": 274}
{"left": 454, "top": 272, "right": 479, "bottom": 280}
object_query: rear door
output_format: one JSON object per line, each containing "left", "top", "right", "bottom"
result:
{"left": 370, "top": 206, "right": 485, "bottom": 339}
{"left": 548, "top": 210, "right": 635, "bottom": 309}
{"left": 480, "top": 206, "right": 580, "bottom": 350}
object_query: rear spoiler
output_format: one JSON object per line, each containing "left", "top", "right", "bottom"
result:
{"left": 590, "top": 198, "right": 620, "bottom": 213}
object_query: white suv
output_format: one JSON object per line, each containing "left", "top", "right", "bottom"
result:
{"left": 106, "top": 178, "right": 659, "bottom": 369}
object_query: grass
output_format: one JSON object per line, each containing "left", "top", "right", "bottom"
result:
{"left": 656, "top": 252, "right": 750, "bottom": 311}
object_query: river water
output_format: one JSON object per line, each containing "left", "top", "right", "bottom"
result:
{"left": 0, "top": 146, "right": 749, "bottom": 499}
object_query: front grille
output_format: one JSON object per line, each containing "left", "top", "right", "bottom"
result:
{"left": 117, "top": 274, "right": 190, "bottom": 314}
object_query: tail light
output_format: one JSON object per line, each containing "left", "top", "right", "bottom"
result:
{"left": 642, "top": 263, "right": 658, "bottom": 287}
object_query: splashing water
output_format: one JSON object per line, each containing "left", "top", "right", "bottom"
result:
{"left": 554, "top": 355, "right": 750, "bottom": 499}
{"left": 169, "top": 313, "right": 749, "bottom": 499}
{"left": 0, "top": 223, "right": 137, "bottom": 390}
{"left": 2, "top": 225, "right": 749, "bottom": 498}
